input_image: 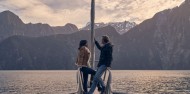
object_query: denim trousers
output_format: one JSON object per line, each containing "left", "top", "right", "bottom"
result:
{"left": 80, "top": 67, "right": 96, "bottom": 92}
{"left": 88, "top": 65, "right": 107, "bottom": 94}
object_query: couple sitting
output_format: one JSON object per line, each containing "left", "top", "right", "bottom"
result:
{"left": 76, "top": 35, "right": 113, "bottom": 94}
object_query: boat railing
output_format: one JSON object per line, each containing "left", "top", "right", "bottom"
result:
{"left": 70, "top": 67, "right": 112, "bottom": 94}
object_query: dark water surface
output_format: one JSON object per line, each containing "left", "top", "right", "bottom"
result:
{"left": 0, "top": 70, "right": 190, "bottom": 94}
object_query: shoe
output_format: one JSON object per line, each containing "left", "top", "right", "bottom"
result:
{"left": 100, "top": 86, "right": 105, "bottom": 94}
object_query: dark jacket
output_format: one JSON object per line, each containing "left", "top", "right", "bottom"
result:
{"left": 95, "top": 41, "right": 113, "bottom": 67}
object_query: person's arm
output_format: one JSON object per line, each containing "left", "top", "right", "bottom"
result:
{"left": 104, "top": 47, "right": 113, "bottom": 67}
{"left": 95, "top": 39, "right": 102, "bottom": 50}
{"left": 76, "top": 47, "right": 85, "bottom": 67}
{"left": 85, "top": 48, "right": 91, "bottom": 67}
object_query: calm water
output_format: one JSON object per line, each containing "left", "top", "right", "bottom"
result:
{"left": 0, "top": 70, "right": 190, "bottom": 94}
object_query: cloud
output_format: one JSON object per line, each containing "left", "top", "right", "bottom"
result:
{"left": 0, "top": 0, "right": 90, "bottom": 27}
{"left": 95, "top": 0, "right": 185, "bottom": 23}
{"left": 0, "top": 0, "right": 184, "bottom": 28}
{"left": 41, "top": 0, "right": 90, "bottom": 10}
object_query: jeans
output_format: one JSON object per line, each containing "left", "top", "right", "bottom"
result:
{"left": 80, "top": 67, "right": 96, "bottom": 92}
{"left": 88, "top": 65, "right": 107, "bottom": 94}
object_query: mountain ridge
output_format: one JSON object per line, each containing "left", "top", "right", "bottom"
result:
{"left": 0, "top": 26, "right": 119, "bottom": 70}
{"left": 0, "top": 0, "right": 190, "bottom": 70}
{"left": 118, "top": 0, "right": 190, "bottom": 69}
{"left": 0, "top": 10, "right": 79, "bottom": 41}
{"left": 81, "top": 21, "right": 136, "bottom": 34}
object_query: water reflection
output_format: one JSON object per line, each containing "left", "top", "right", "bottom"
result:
{"left": 0, "top": 71, "right": 77, "bottom": 94}
{"left": 0, "top": 70, "right": 190, "bottom": 94}
{"left": 112, "top": 71, "right": 190, "bottom": 93}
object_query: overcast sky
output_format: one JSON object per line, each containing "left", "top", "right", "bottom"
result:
{"left": 0, "top": 0, "right": 184, "bottom": 28}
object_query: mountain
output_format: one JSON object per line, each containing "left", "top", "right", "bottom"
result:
{"left": 117, "top": 0, "right": 190, "bottom": 70}
{"left": 53, "top": 23, "right": 79, "bottom": 34}
{"left": 0, "top": 10, "right": 78, "bottom": 41}
{"left": 0, "top": 0, "right": 190, "bottom": 70}
{"left": 0, "top": 26, "right": 120, "bottom": 70}
{"left": 0, "top": 10, "right": 24, "bottom": 25}
{"left": 81, "top": 21, "right": 136, "bottom": 34}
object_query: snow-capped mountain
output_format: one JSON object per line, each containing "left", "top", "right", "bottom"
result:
{"left": 81, "top": 21, "right": 136, "bottom": 34}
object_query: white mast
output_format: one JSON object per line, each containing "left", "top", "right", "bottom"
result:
{"left": 91, "top": 0, "right": 95, "bottom": 69}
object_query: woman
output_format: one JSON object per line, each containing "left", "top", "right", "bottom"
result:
{"left": 76, "top": 40, "right": 96, "bottom": 93}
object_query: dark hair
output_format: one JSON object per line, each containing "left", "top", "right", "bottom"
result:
{"left": 102, "top": 35, "right": 110, "bottom": 43}
{"left": 78, "top": 40, "right": 87, "bottom": 50}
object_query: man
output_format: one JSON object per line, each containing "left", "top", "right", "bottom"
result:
{"left": 88, "top": 35, "right": 113, "bottom": 94}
